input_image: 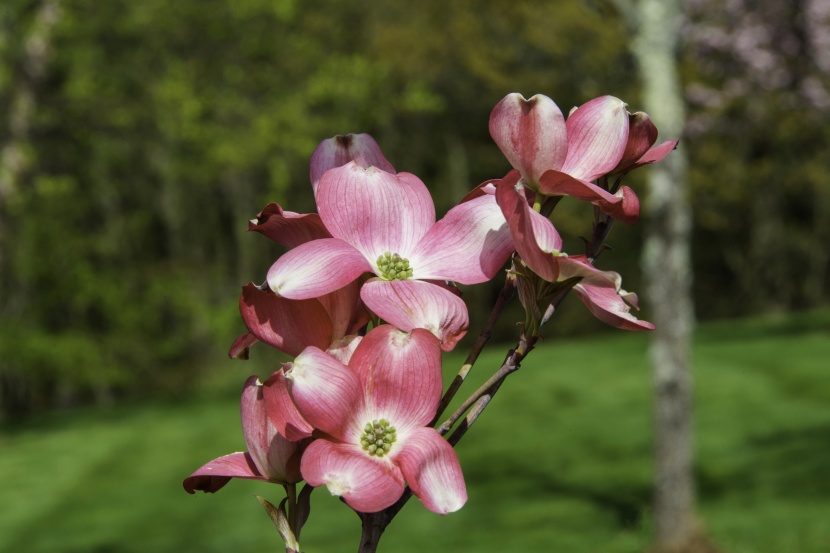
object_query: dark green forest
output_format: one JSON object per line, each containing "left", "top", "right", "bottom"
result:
{"left": 1, "top": 0, "right": 828, "bottom": 418}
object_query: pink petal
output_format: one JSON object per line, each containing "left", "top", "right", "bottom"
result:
{"left": 326, "top": 335, "right": 363, "bottom": 365}
{"left": 240, "top": 376, "right": 304, "bottom": 483}
{"left": 554, "top": 254, "right": 621, "bottom": 289}
{"left": 360, "top": 279, "right": 468, "bottom": 352}
{"left": 573, "top": 283, "right": 655, "bottom": 331}
{"left": 262, "top": 369, "right": 314, "bottom": 441}
{"left": 266, "top": 238, "right": 371, "bottom": 300}
{"left": 537, "top": 170, "right": 639, "bottom": 225}
{"left": 316, "top": 163, "right": 435, "bottom": 260}
{"left": 309, "top": 134, "right": 395, "bottom": 193}
{"left": 239, "top": 284, "right": 333, "bottom": 357}
{"left": 409, "top": 194, "right": 514, "bottom": 285}
{"left": 228, "top": 332, "right": 259, "bottom": 360}
{"left": 495, "top": 179, "right": 564, "bottom": 282}
{"left": 632, "top": 139, "right": 679, "bottom": 168}
{"left": 489, "top": 93, "right": 568, "bottom": 186}
{"left": 561, "top": 96, "right": 629, "bottom": 181}
{"left": 316, "top": 280, "right": 369, "bottom": 341}
{"left": 393, "top": 427, "right": 467, "bottom": 514}
{"left": 248, "top": 203, "right": 332, "bottom": 248}
{"left": 300, "top": 440, "right": 405, "bottom": 513}
{"left": 615, "top": 111, "right": 658, "bottom": 171}
{"left": 183, "top": 452, "right": 265, "bottom": 494}
{"left": 349, "top": 325, "right": 443, "bottom": 429}
{"left": 285, "top": 347, "right": 364, "bottom": 441}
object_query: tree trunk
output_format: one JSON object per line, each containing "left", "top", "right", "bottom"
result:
{"left": 631, "top": 0, "right": 704, "bottom": 550}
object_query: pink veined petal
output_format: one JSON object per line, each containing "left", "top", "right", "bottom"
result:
{"left": 326, "top": 335, "right": 363, "bottom": 365}
{"left": 458, "top": 174, "right": 503, "bottom": 204}
{"left": 393, "top": 427, "right": 467, "bottom": 514}
{"left": 573, "top": 283, "right": 655, "bottom": 331}
{"left": 631, "top": 139, "right": 679, "bottom": 168}
{"left": 489, "top": 93, "right": 568, "bottom": 186}
{"left": 316, "top": 280, "right": 368, "bottom": 342}
{"left": 183, "top": 452, "right": 265, "bottom": 494}
{"left": 349, "top": 325, "right": 443, "bottom": 430}
{"left": 266, "top": 238, "right": 371, "bottom": 300}
{"left": 300, "top": 440, "right": 405, "bottom": 513}
{"left": 495, "top": 179, "right": 564, "bottom": 282}
{"left": 285, "top": 347, "right": 364, "bottom": 442}
{"left": 409, "top": 194, "right": 515, "bottom": 285}
{"left": 360, "top": 279, "right": 468, "bottom": 352}
{"left": 309, "top": 134, "right": 395, "bottom": 193}
{"left": 561, "top": 96, "right": 629, "bottom": 182}
{"left": 248, "top": 203, "right": 332, "bottom": 248}
{"left": 537, "top": 170, "right": 639, "bottom": 225}
{"left": 610, "top": 185, "right": 640, "bottom": 225}
{"left": 228, "top": 332, "right": 259, "bottom": 360}
{"left": 615, "top": 111, "right": 658, "bottom": 172}
{"left": 316, "top": 163, "right": 435, "bottom": 260}
{"left": 239, "top": 284, "right": 333, "bottom": 357}
{"left": 262, "top": 369, "right": 314, "bottom": 441}
{"left": 554, "top": 255, "right": 622, "bottom": 289}
{"left": 240, "top": 376, "right": 304, "bottom": 483}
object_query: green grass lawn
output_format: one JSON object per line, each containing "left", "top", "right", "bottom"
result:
{"left": 1, "top": 309, "right": 829, "bottom": 553}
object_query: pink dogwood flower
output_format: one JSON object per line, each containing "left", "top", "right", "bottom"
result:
{"left": 489, "top": 93, "right": 639, "bottom": 224}
{"left": 184, "top": 376, "right": 306, "bottom": 494}
{"left": 282, "top": 325, "right": 467, "bottom": 514}
{"left": 266, "top": 161, "right": 514, "bottom": 351}
{"left": 610, "top": 111, "right": 679, "bottom": 177}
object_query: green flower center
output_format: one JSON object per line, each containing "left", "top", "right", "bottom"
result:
{"left": 360, "top": 418, "right": 397, "bottom": 457}
{"left": 376, "top": 252, "right": 413, "bottom": 281}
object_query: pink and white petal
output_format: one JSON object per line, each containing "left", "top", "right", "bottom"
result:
{"left": 489, "top": 93, "right": 568, "bottom": 185}
{"left": 326, "top": 335, "right": 363, "bottom": 365}
{"left": 361, "top": 279, "right": 468, "bottom": 352}
{"left": 183, "top": 452, "right": 266, "bottom": 494}
{"left": 561, "top": 96, "right": 629, "bottom": 181}
{"left": 240, "top": 376, "right": 304, "bottom": 483}
{"left": 537, "top": 169, "right": 639, "bottom": 224}
{"left": 248, "top": 203, "right": 332, "bottom": 248}
{"left": 393, "top": 427, "right": 467, "bottom": 514}
{"left": 262, "top": 369, "right": 314, "bottom": 441}
{"left": 573, "top": 283, "right": 655, "bottom": 331}
{"left": 554, "top": 255, "right": 621, "bottom": 288}
{"left": 228, "top": 332, "right": 259, "bottom": 360}
{"left": 349, "top": 324, "right": 443, "bottom": 429}
{"left": 301, "top": 440, "right": 405, "bottom": 513}
{"left": 309, "top": 134, "right": 395, "bottom": 193}
{"left": 285, "top": 347, "right": 364, "bottom": 441}
{"left": 239, "top": 284, "right": 333, "bottom": 357}
{"left": 317, "top": 280, "right": 368, "bottom": 341}
{"left": 495, "top": 179, "right": 563, "bottom": 282}
{"left": 615, "top": 111, "right": 659, "bottom": 172}
{"left": 316, "top": 163, "right": 435, "bottom": 260}
{"left": 409, "top": 194, "right": 514, "bottom": 285}
{"left": 266, "top": 238, "right": 371, "bottom": 300}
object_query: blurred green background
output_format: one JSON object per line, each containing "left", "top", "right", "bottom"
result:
{"left": 1, "top": 0, "right": 828, "bottom": 551}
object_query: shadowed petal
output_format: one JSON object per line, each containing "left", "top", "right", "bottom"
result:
{"left": 183, "top": 452, "right": 265, "bottom": 494}
{"left": 556, "top": 255, "right": 621, "bottom": 289}
{"left": 537, "top": 170, "right": 639, "bottom": 225}
{"left": 266, "top": 238, "right": 371, "bottom": 300}
{"left": 285, "top": 347, "right": 364, "bottom": 441}
{"left": 316, "top": 163, "right": 435, "bottom": 260}
{"left": 300, "top": 440, "right": 405, "bottom": 513}
{"left": 631, "top": 139, "right": 679, "bottom": 169}
{"left": 573, "top": 283, "right": 655, "bottom": 331}
{"left": 239, "top": 284, "right": 333, "bottom": 357}
{"left": 393, "top": 427, "right": 467, "bottom": 514}
{"left": 248, "top": 203, "right": 332, "bottom": 248}
{"left": 349, "top": 325, "right": 443, "bottom": 429}
{"left": 561, "top": 96, "right": 629, "bottom": 181}
{"left": 489, "top": 93, "right": 567, "bottom": 186}
{"left": 310, "top": 134, "right": 395, "bottom": 193}
{"left": 228, "top": 332, "right": 259, "bottom": 360}
{"left": 409, "top": 194, "right": 514, "bottom": 285}
{"left": 616, "top": 111, "right": 658, "bottom": 171}
{"left": 361, "top": 279, "right": 468, "bottom": 351}
{"left": 262, "top": 369, "right": 314, "bottom": 441}
{"left": 316, "top": 280, "right": 369, "bottom": 341}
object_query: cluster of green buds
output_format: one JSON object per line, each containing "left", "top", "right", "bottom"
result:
{"left": 360, "top": 418, "right": 397, "bottom": 457}
{"left": 376, "top": 251, "right": 413, "bottom": 281}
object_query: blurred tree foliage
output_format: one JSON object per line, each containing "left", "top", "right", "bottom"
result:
{"left": 0, "top": 0, "right": 827, "bottom": 418}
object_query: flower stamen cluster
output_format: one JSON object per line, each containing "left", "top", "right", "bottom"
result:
{"left": 376, "top": 252, "right": 413, "bottom": 281}
{"left": 360, "top": 418, "right": 397, "bottom": 457}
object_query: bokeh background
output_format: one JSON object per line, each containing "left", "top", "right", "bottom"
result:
{"left": 1, "top": 1, "right": 828, "bottom": 552}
